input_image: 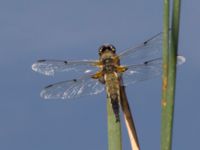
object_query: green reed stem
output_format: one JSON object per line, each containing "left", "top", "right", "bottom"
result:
{"left": 161, "top": 0, "right": 181, "bottom": 150}
{"left": 107, "top": 95, "right": 122, "bottom": 150}
{"left": 161, "top": 0, "right": 170, "bottom": 149}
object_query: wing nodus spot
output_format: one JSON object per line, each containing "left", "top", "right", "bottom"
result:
{"left": 144, "top": 40, "right": 148, "bottom": 45}
{"left": 45, "top": 84, "right": 53, "bottom": 88}
{"left": 38, "top": 60, "right": 46, "bottom": 62}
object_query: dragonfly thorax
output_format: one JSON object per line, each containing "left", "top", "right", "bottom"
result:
{"left": 103, "top": 64, "right": 116, "bottom": 73}
{"left": 102, "top": 57, "right": 113, "bottom": 64}
{"left": 102, "top": 58, "right": 116, "bottom": 73}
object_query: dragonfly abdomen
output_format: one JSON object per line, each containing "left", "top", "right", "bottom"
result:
{"left": 104, "top": 72, "right": 120, "bottom": 122}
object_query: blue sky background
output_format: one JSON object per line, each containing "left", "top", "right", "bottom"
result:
{"left": 0, "top": 0, "right": 199, "bottom": 150}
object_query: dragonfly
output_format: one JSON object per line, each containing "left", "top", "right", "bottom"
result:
{"left": 32, "top": 32, "right": 185, "bottom": 122}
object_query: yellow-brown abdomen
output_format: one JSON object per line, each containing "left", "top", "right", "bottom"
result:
{"left": 104, "top": 72, "right": 121, "bottom": 122}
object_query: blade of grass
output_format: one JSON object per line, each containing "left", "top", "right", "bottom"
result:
{"left": 161, "top": 0, "right": 170, "bottom": 149}
{"left": 161, "top": 0, "right": 181, "bottom": 150}
{"left": 165, "top": 0, "right": 181, "bottom": 148}
{"left": 161, "top": 0, "right": 170, "bottom": 107}
{"left": 107, "top": 95, "right": 122, "bottom": 150}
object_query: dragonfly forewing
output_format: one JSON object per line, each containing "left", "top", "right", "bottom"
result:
{"left": 118, "top": 32, "right": 163, "bottom": 65}
{"left": 32, "top": 59, "right": 99, "bottom": 76}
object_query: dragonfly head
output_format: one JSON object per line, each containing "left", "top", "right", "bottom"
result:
{"left": 98, "top": 44, "right": 116, "bottom": 56}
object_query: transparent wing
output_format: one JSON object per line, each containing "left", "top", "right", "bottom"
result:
{"left": 40, "top": 75, "right": 105, "bottom": 99}
{"left": 118, "top": 32, "right": 163, "bottom": 65}
{"left": 32, "top": 59, "right": 99, "bottom": 76}
{"left": 122, "top": 56, "right": 185, "bottom": 86}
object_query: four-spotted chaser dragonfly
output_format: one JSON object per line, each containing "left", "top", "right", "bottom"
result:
{"left": 32, "top": 32, "right": 185, "bottom": 121}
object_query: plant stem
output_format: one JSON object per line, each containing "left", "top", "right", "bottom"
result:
{"left": 107, "top": 95, "right": 122, "bottom": 150}
{"left": 120, "top": 86, "right": 140, "bottom": 150}
{"left": 161, "top": 0, "right": 170, "bottom": 149}
{"left": 161, "top": 0, "right": 170, "bottom": 106}
{"left": 161, "top": 0, "right": 181, "bottom": 150}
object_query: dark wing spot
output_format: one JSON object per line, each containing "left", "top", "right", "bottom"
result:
{"left": 143, "top": 40, "right": 148, "bottom": 45}
{"left": 73, "top": 79, "right": 77, "bottom": 82}
{"left": 45, "top": 84, "right": 53, "bottom": 88}
{"left": 64, "top": 61, "right": 68, "bottom": 64}
{"left": 144, "top": 61, "right": 148, "bottom": 65}
{"left": 144, "top": 58, "right": 160, "bottom": 65}
{"left": 38, "top": 60, "right": 46, "bottom": 62}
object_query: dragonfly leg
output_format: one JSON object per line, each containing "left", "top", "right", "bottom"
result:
{"left": 116, "top": 66, "right": 128, "bottom": 73}
{"left": 91, "top": 71, "right": 103, "bottom": 79}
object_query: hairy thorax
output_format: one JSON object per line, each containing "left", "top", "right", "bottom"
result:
{"left": 100, "top": 51, "right": 119, "bottom": 74}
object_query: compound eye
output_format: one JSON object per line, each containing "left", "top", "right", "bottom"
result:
{"left": 110, "top": 45, "right": 116, "bottom": 53}
{"left": 98, "top": 46, "right": 106, "bottom": 55}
